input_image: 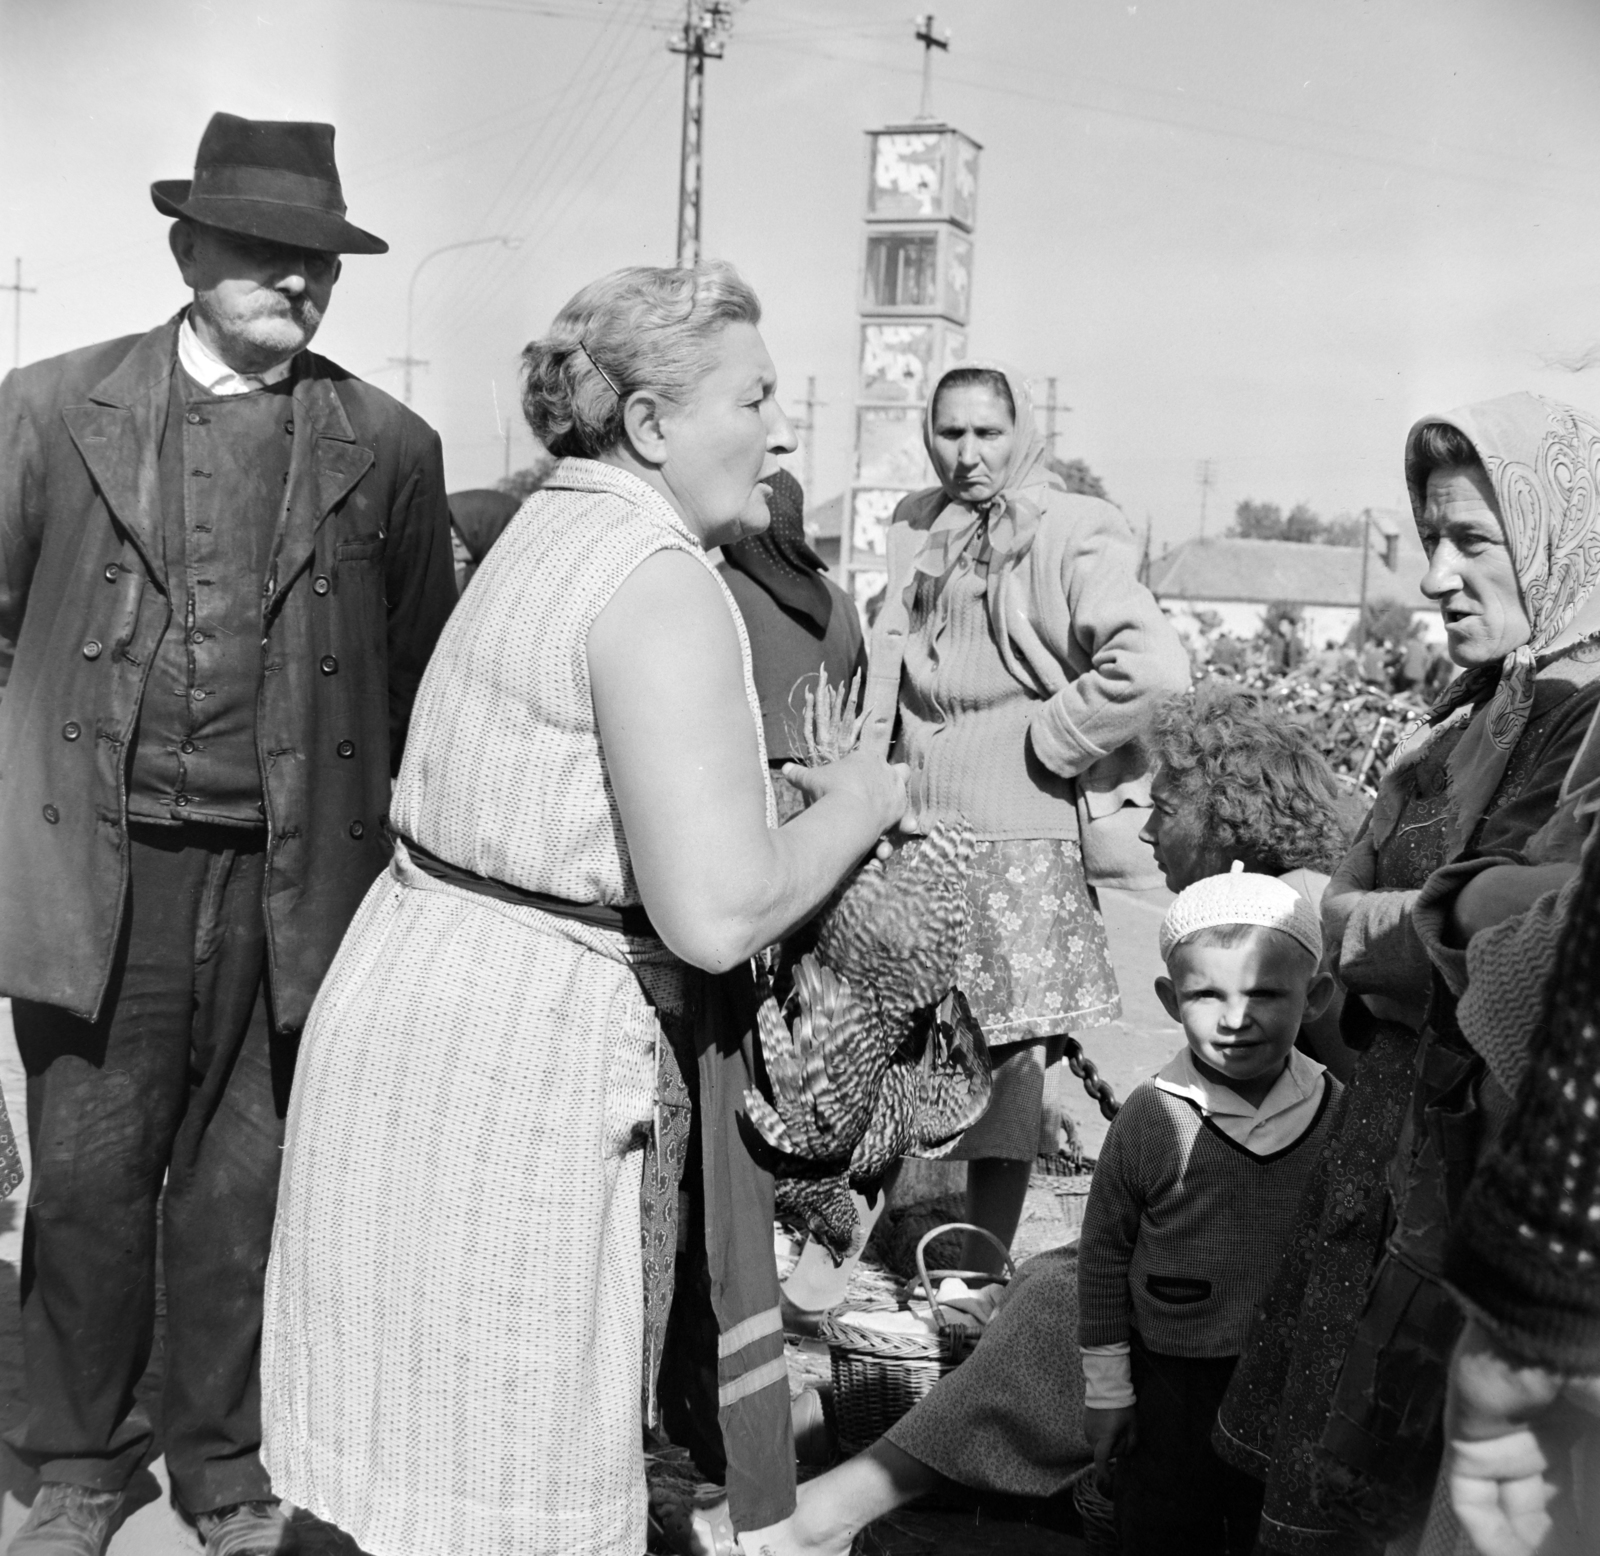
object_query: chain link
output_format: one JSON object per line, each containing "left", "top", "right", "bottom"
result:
{"left": 1061, "top": 1035, "right": 1121, "bottom": 1121}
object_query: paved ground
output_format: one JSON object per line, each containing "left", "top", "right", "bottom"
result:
{"left": 0, "top": 885, "right": 1176, "bottom": 1554}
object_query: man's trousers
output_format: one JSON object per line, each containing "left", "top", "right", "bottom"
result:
{"left": 6, "top": 823, "right": 289, "bottom": 1514}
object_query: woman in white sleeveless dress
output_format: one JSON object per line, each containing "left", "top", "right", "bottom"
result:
{"left": 259, "top": 264, "right": 906, "bottom": 1556}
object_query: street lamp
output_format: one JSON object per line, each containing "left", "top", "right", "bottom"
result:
{"left": 399, "top": 235, "right": 520, "bottom": 405}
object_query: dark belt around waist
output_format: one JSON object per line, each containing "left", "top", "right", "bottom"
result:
{"left": 398, "top": 834, "right": 658, "bottom": 940}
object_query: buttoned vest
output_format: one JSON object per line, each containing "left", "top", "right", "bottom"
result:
{"left": 126, "top": 369, "right": 293, "bottom": 826}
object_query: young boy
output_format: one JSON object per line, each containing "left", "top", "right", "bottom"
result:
{"left": 1079, "top": 864, "right": 1343, "bottom": 1555}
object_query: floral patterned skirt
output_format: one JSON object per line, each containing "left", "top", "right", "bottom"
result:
{"left": 947, "top": 837, "right": 1121, "bottom": 1162}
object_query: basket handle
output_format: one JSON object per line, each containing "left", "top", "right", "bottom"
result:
{"left": 912, "top": 1222, "right": 1017, "bottom": 1336}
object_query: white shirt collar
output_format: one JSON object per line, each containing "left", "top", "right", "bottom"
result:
{"left": 1153, "top": 1045, "right": 1327, "bottom": 1156}
{"left": 177, "top": 312, "right": 295, "bottom": 396}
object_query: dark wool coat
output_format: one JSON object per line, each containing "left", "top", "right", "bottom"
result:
{"left": 0, "top": 314, "right": 457, "bottom": 1028}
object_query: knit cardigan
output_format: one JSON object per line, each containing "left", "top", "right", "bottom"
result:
{"left": 866, "top": 491, "right": 1190, "bottom": 841}
{"left": 1445, "top": 824, "right": 1600, "bottom": 1373}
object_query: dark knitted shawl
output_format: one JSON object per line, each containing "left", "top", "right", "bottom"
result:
{"left": 720, "top": 468, "right": 832, "bottom": 633}
{"left": 1445, "top": 826, "right": 1600, "bottom": 1372}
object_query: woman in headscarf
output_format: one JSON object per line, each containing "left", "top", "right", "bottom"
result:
{"left": 1215, "top": 393, "right": 1600, "bottom": 1556}
{"left": 718, "top": 466, "right": 865, "bottom": 821}
{"left": 861, "top": 361, "right": 1189, "bottom": 1271}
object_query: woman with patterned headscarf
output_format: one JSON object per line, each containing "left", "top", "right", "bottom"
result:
{"left": 1216, "top": 394, "right": 1600, "bottom": 1556}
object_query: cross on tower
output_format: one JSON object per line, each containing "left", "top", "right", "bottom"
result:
{"left": 915, "top": 14, "right": 950, "bottom": 121}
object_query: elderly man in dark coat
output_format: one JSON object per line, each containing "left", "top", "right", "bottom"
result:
{"left": 0, "top": 113, "right": 456, "bottom": 1556}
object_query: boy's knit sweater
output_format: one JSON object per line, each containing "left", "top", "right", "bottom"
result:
{"left": 1079, "top": 1058, "right": 1341, "bottom": 1358}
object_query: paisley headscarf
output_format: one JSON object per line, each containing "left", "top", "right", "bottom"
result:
{"left": 909, "top": 360, "right": 1057, "bottom": 588}
{"left": 1403, "top": 392, "right": 1600, "bottom": 858}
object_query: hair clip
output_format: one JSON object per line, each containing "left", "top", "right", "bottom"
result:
{"left": 576, "top": 338, "right": 622, "bottom": 398}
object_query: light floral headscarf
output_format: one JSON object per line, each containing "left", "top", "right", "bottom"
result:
{"left": 1403, "top": 392, "right": 1600, "bottom": 857}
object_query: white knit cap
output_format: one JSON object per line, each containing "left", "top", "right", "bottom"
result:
{"left": 1158, "top": 860, "right": 1323, "bottom": 964}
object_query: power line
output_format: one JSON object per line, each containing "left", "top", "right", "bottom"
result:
{"left": 411, "top": 0, "right": 659, "bottom": 337}
{"left": 732, "top": 30, "right": 1599, "bottom": 204}
{"left": 427, "top": 21, "right": 669, "bottom": 335}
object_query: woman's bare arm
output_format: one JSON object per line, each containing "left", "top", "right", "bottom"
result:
{"left": 589, "top": 550, "right": 906, "bottom": 972}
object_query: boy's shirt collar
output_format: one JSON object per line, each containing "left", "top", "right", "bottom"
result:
{"left": 1153, "top": 1046, "right": 1327, "bottom": 1156}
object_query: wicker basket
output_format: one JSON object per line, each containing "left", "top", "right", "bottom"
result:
{"left": 820, "top": 1222, "right": 1015, "bottom": 1455}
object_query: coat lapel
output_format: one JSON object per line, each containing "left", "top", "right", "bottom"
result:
{"left": 269, "top": 366, "right": 374, "bottom": 613}
{"left": 61, "top": 317, "right": 182, "bottom": 593}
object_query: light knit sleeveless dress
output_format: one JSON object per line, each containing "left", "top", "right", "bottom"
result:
{"left": 261, "top": 460, "right": 769, "bottom": 1556}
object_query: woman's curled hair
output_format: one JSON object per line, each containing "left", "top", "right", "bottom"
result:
{"left": 520, "top": 261, "right": 761, "bottom": 460}
{"left": 1152, "top": 681, "right": 1350, "bottom": 875}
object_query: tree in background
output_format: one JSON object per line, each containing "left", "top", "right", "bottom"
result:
{"left": 1045, "top": 455, "right": 1109, "bottom": 500}
{"left": 1230, "top": 499, "right": 1372, "bottom": 548}
{"left": 1322, "top": 514, "right": 1366, "bottom": 546}
{"left": 1283, "top": 503, "right": 1322, "bottom": 543}
{"left": 497, "top": 448, "right": 556, "bottom": 502}
{"left": 1232, "top": 499, "right": 1285, "bottom": 540}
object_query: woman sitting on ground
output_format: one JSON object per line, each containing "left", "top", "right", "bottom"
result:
{"left": 749, "top": 685, "right": 1350, "bottom": 1556}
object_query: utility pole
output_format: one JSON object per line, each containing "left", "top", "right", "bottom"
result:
{"left": 793, "top": 374, "right": 826, "bottom": 502}
{"left": 1196, "top": 458, "right": 1216, "bottom": 540}
{"left": 669, "top": 1, "right": 734, "bottom": 267}
{"left": 504, "top": 419, "right": 513, "bottom": 481}
{"left": 1357, "top": 506, "right": 1372, "bottom": 642}
{"left": 914, "top": 14, "right": 950, "bottom": 120}
{"left": 2, "top": 259, "right": 37, "bottom": 371}
{"left": 1038, "top": 376, "right": 1072, "bottom": 457}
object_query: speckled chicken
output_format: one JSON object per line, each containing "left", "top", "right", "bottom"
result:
{"left": 742, "top": 674, "right": 992, "bottom": 1261}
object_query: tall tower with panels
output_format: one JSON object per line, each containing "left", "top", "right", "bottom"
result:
{"left": 843, "top": 122, "right": 981, "bottom": 607}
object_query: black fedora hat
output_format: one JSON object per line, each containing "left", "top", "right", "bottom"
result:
{"left": 151, "top": 111, "right": 387, "bottom": 256}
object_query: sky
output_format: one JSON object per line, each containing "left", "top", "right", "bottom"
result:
{"left": 3, "top": 0, "right": 1600, "bottom": 558}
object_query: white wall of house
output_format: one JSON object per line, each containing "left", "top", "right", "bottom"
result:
{"left": 1158, "top": 598, "right": 1446, "bottom": 650}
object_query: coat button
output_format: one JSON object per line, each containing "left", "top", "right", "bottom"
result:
{"left": 62, "top": 722, "right": 81, "bottom": 741}
{"left": 82, "top": 640, "right": 102, "bottom": 659}
{"left": 191, "top": 630, "right": 206, "bottom": 645}
{"left": 285, "top": 420, "right": 294, "bottom": 433}
{"left": 336, "top": 739, "right": 355, "bottom": 758}
{"left": 180, "top": 740, "right": 196, "bottom": 754}
{"left": 175, "top": 793, "right": 191, "bottom": 807}
{"left": 185, "top": 412, "right": 205, "bottom": 425}
{"left": 348, "top": 819, "right": 365, "bottom": 839}
{"left": 320, "top": 655, "right": 338, "bottom": 675}
{"left": 191, "top": 688, "right": 207, "bottom": 701}
{"left": 103, "top": 563, "right": 120, "bottom": 582}
{"left": 313, "top": 575, "right": 330, "bottom": 596}
{"left": 42, "top": 804, "right": 59, "bottom": 824}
